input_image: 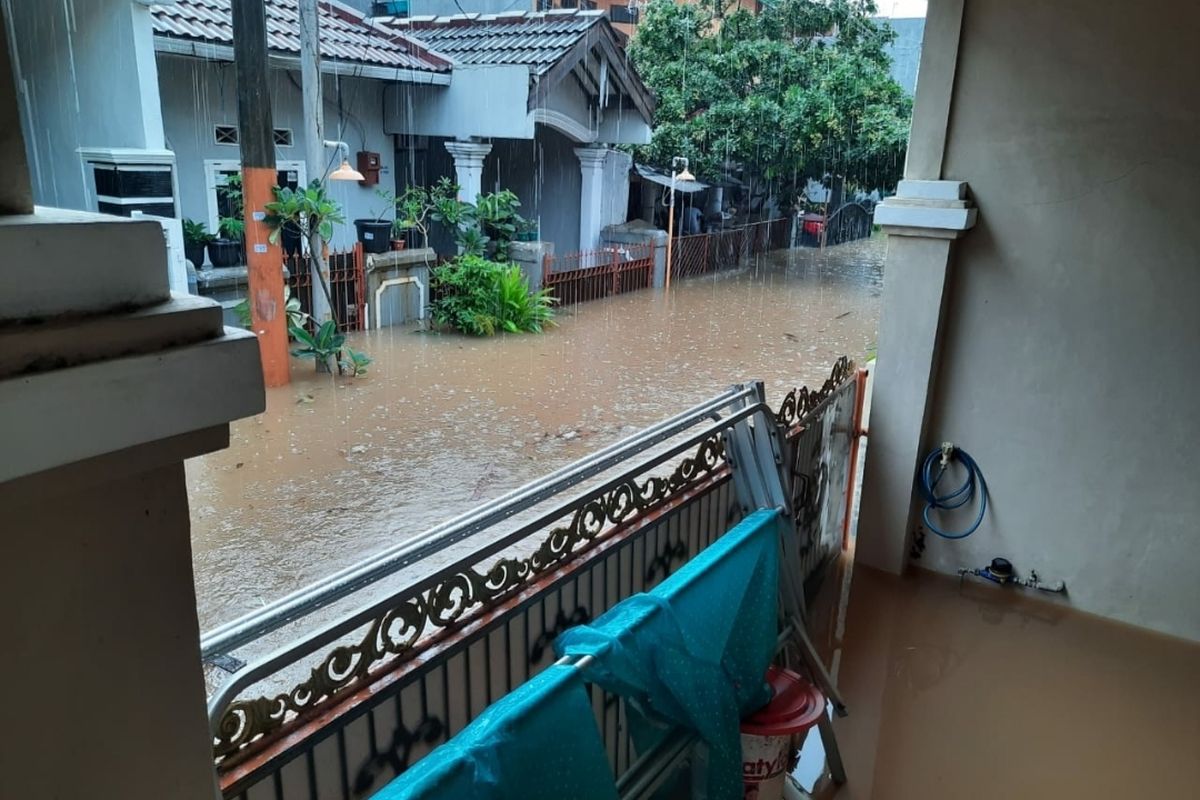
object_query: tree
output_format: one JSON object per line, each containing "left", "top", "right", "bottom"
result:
{"left": 629, "top": 0, "right": 912, "bottom": 204}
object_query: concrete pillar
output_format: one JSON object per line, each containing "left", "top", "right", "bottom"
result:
{"left": 0, "top": 209, "right": 264, "bottom": 798}
{"left": 444, "top": 139, "right": 492, "bottom": 203}
{"left": 856, "top": 181, "right": 976, "bottom": 574}
{"left": 855, "top": 0, "right": 974, "bottom": 575}
{"left": 601, "top": 226, "right": 668, "bottom": 288}
{"left": 640, "top": 179, "right": 658, "bottom": 225}
{"left": 510, "top": 239, "right": 554, "bottom": 291}
{"left": 575, "top": 146, "right": 608, "bottom": 250}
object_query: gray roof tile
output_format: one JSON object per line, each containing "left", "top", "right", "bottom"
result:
{"left": 152, "top": 0, "right": 450, "bottom": 73}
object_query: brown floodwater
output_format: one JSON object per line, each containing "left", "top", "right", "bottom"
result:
{"left": 186, "top": 236, "right": 885, "bottom": 631}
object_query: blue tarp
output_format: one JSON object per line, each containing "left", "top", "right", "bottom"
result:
{"left": 556, "top": 508, "right": 783, "bottom": 800}
{"left": 372, "top": 664, "right": 618, "bottom": 800}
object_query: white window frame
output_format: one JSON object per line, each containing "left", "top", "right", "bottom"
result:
{"left": 203, "top": 159, "right": 307, "bottom": 235}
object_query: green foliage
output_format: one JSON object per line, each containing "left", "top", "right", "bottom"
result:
{"left": 218, "top": 215, "right": 245, "bottom": 241}
{"left": 340, "top": 346, "right": 373, "bottom": 377}
{"left": 217, "top": 173, "right": 244, "bottom": 240}
{"left": 182, "top": 219, "right": 214, "bottom": 247}
{"left": 290, "top": 319, "right": 345, "bottom": 369}
{"left": 476, "top": 190, "right": 524, "bottom": 260}
{"left": 395, "top": 185, "right": 433, "bottom": 246}
{"left": 429, "top": 177, "right": 477, "bottom": 230}
{"left": 455, "top": 226, "right": 490, "bottom": 258}
{"left": 370, "top": 188, "right": 396, "bottom": 223}
{"left": 263, "top": 181, "right": 346, "bottom": 245}
{"left": 430, "top": 255, "right": 555, "bottom": 336}
{"left": 629, "top": 0, "right": 911, "bottom": 200}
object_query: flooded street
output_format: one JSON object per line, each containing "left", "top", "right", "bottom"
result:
{"left": 186, "top": 237, "right": 886, "bottom": 631}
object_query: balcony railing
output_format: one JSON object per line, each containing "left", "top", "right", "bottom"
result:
{"left": 204, "top": 359, "right": 864, "bottom": 799}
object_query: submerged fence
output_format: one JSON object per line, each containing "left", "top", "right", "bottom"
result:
{"left": 204, "top": 360, "right": 865, "bottom": 799}
{"left": 285, "top": 243, "right": 367, "bottom": 333}
{"left": 543, "top": 218, "right": 792, "bottom": 307}
{"left": 541, "top": 243, "right": 655, "bottom": 305}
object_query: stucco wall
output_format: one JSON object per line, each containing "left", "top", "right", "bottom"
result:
{"left": 157, "top": 55, "right": 394, "bottom": 250}
{"left": 917, "top": 0, "right": 1200, "bottom": 640}
{"left": 7, "top": 0, "right": 164, "bottom": 209}
{"left": 485, "top": 126, "right": 583, "bottom": 254}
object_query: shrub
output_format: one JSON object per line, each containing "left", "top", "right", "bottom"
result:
{"left": 430, "top": 255, "right": 555, "bottom": 336}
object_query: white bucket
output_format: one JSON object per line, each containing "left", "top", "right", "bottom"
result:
{"left": 740, "top": 730, "right": 792, "bottom": 800}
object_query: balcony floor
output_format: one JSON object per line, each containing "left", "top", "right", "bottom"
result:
{"left": 813, "top": 561, "right": 1200, "bottom": 799}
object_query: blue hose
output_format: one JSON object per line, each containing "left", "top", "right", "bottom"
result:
{"left": 917, "top": 445, "right": 988, "bottom": 540}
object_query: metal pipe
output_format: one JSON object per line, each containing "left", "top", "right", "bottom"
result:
{"left": 201, "top": 385, "right": 756, "bottom": 659}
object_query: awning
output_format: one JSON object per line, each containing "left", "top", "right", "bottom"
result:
{"left": 634, "top": 163, "right": 709, "bottom": 194}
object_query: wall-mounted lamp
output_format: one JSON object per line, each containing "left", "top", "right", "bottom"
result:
{"left": 323, "top": 140, "right": 365, "bottom": 182}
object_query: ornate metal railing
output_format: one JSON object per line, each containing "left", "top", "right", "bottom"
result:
{"left": 209, "top": 362, "right": 864, "bottom": 799}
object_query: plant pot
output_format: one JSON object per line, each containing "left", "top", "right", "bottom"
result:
{"left": 207, "top": 239, "right": 243, "bottom": 268}
{"left": 354, "top": 219, "right": 392, "bottom": 254}
{"left": 184, "top": 242, "right": 207, "bottom": 268}
{"left": 391, "top": 239, "right": 407, "bottom": 252}
{"left": 281, "top": 222, "right": 303, "bottom": 257}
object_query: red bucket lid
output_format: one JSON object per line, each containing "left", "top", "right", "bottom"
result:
{"left": 740, "top": 666, "right": 826, "bottom": 737}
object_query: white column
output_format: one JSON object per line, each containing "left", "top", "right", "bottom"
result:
{"left": 444, "top": 139, "right": 492, "bottom": 203}
{"left": 575, "top": 146, "right": 608, "bottom": 250}
{"left": 856, "top": 182, "right": 976, "bottom": 574}
{"left": 0, "top": 211, "right": 264, "bottom": 799}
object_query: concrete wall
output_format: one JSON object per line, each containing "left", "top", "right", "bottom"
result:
{"left": 914, "top": 0, "right": 1200, "bottom": 640}
{"left": 880, "top": 16, "right": 925, "bottom": 96}
{"left": 157, "top": 55, "right": 395, "bottom": 250}
{"left": 485, "top": 125, "right": 583, "bottom": 254}
{"left": 384, "top": 65, "right": 533, "bottom": 140}
{"left": 6, "top": 0, "right": 164, "bottom": 209}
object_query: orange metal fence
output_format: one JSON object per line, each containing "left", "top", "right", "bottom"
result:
{"left": 542, "top": 243, "right": 654, "bottom": 305}
{"left": 285, "top": 243, "right": 366, "bottom": 332}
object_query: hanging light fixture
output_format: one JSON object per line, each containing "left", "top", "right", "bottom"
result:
{"left": 323, "top": 140, "right": 365, "bottom": 182}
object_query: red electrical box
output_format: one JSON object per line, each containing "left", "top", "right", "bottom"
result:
{"left": 356, "top": 151, "right": 381, "bottom": 186}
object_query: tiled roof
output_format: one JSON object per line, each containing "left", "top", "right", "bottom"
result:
{"left": 151, "top": 0, "right": 451, "bottom": 74}
{"left": 382, "top": 10, "right": 605, "bottom": 77}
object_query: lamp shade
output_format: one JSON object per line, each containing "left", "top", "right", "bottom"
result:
{"left": 329, "top": 159, "right": 365, "bottom": 182}
{"left": 676, "top": 168, "right": 696, "bottom": 182}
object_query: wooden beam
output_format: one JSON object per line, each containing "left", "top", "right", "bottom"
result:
{"left": 232, "top": 0, "right": 289, "bottom": 387}
{"left": 527, "top": 26, "right": 599, "bottom": 114}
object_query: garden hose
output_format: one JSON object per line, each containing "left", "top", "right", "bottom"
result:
{"left": 918, "top": 443, "right": 989, "bottom": 540}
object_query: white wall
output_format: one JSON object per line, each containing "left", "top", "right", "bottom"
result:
{"left": 6, "top": 0, "right": 165, "bottom": 209}
{"left": 157, "top": 55, "right": 395, "bottom": 250}
{"left": 384, "top": 65, "right": 533, "bottom": 140}
{"left": 913, "top": 0, "right": 1200, "bottom": 640}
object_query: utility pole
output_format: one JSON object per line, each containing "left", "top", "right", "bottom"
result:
{"left": 299, "top": 0, "right": 332, "bottom": 324}
{"left": 232, "top": 0, "right": 289, "bottom": 387}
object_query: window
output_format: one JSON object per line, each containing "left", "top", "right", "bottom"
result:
{"left": 213, "top": 125, "right": 294, "bottom": 147}
{"left": 202, "top": 159, "right": 306, "bottom": 234}
{"left": 214, "top": 125, "right": 239, "bottom": 145}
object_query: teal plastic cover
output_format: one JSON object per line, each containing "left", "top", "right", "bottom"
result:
{"left": 555, "top": 508, "right": 783, "bottom": 800}
{"left": 372, "top": 664, "right": 618, "bottom": 800}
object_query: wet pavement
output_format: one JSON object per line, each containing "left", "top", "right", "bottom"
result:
{"left": 186, "top": 237, "right": 886, "bottom": 631}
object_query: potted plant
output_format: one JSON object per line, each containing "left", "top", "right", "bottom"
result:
{"left": 208, "top": 174, "right": 245, "bottom": 268}
{"left": 182, "top": 219, "right": 214, "bottom": 268}
{"left": 354, "top": 188, "right": 395, "bottom": 254}
{"left": 263, "top": 186, "right": 305, "bottom": 258}
{"left": 395, "top": 185, "right": 432, "bottom": 249}
{"left": 476, "top": 189, "right": 521, "bottom": 260}
{"left": 515, "top": 215, "right": 539, "bottom": 242}
{"left": 264, "top": 179, "right": 345, "bottom": 321}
